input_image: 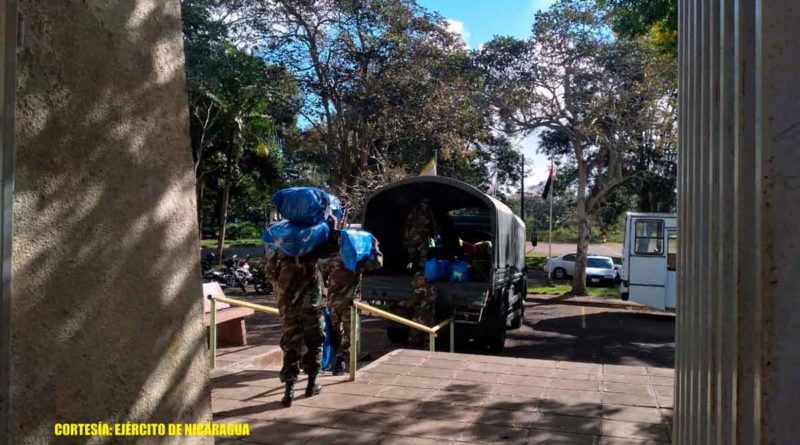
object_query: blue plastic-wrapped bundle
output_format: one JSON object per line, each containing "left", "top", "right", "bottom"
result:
{"left": 450, "top": 260, "right": 470, "bottom": 282}
{"left": 321, "top": 307, "right": 333, "bottom": 371}
{"left": 272, "top": 187, "right": 341, "bottom": 224}
{"left": 261, "top": 220, "right": 330, "bottom": 257}
{"left": 340, "top": 229, "right": 374, "bottom": 272}
{"left": 328, "top": 195, "right": 343, "bottom": 222}
{"left": 424, "top": 258, "right": 452, "bottom": 283}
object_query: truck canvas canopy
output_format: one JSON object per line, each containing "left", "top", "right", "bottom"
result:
{"left": 362, "top": 176, "right": 525, "bottom": 273}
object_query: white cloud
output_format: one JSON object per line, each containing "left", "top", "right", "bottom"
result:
{"left": 445, "top": 18, "right": 471, "bottom": 48}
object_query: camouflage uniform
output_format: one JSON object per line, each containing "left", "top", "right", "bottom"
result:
{"left": 267, "top": 239, "right": 338, "bottom": 383}
{"left": 327, "top": 246, "right": 383, "bottom": 363}
{"left": 405, "top": 273, "right": 437, "bottom": 349}
{"left": 403, "top": 202, "right": 437, "bottom": 268}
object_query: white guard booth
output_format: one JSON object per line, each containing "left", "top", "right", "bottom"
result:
{"left": 619, "top": 212, "right": 677, "bottom": 310}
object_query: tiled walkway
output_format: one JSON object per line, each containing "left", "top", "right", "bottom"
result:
{"left": 212, "top": 349, "right": 673, "bottom": 444}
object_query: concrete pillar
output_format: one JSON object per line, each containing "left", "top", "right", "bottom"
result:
{"left": 8, "top": 1, "right": 211, "bottom": 444}
{"left": 676, "top": 0, "right": 800, "bottom": 443}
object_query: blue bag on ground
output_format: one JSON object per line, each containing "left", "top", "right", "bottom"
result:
{"left": 321, "top": 307, "right": 333, "bottom": 371}
{"left": 272, "top": 187, "right": 341, "bottom": 224}
{"left": 340, "top": 229, "right": 374, "bottom": 272}
{"left": 424, "top": 258, "right": 452, "bottom": 283}
{"left": 450, "top": 260, "right": 470, "bottom": 282}
{"left": 261, "top": 220, "right": 330, "bottom": 257}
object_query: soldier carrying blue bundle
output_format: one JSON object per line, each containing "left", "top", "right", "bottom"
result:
{"left": 324, "top": 233, "right": 383, "bottom": 375}
{"left": 263, "top": 187, "right": 342, "bottom": 407}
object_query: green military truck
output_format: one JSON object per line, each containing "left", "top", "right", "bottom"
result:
{"left": 360, "top": 176, "right": 527, "bottom": 352}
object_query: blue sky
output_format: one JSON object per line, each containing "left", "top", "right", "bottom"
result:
{"left": 417, "top": 0, "right": 557, "bottom": 188}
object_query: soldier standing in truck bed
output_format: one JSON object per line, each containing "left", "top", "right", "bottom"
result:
{"left": 404, "top": 272, "right": 438, "bottom": 349}
{"left": 326, "top": 237, "right": 383, "bottom": 375}
{"left": 265, "top": 217, "right": 340, "bottom": 407}
{"left": 403, "top": 198, "right": 438, "bottom": 270}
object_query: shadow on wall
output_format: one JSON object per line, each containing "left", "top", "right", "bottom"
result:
{"left": 11, "top": 1, "right": 210, "bottom": 444}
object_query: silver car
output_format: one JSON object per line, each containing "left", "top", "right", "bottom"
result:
{"left": 543, "top": 253, "right": 620, "bottom": 285}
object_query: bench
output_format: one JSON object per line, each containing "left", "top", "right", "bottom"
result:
{"left": 202, "top": 282, "right": 255, "bottom": 346}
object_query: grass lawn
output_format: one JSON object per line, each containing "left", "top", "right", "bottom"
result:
{"left": 525, "top": 250, "right": 549, "bottom": 270}
{"left": 528, "top": 283, "right": 621, "bottom": 299}
{"left": 200, "top": 238, "right": 263, "bottom": 249}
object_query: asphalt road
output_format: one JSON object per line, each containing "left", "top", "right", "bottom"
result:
{"left": 527, "top": 242, "right": 623, "bottom": 258}
{"left": 355, "top": 301, "right": 674, "bottom": 369}
{"left": 503, "top": 303, "right": 675, "bottom": 368}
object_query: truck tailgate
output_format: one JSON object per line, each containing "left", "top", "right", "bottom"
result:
{"left": 361, "top": 275, "right": 488, "bottom": 307}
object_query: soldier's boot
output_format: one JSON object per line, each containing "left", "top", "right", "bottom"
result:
{"left": 281, "top": 381, "right": 295, "bottom": 407}
{"left": 332, "top": 357, "right": 345, "bottom": 376}
{"left": 305, "top": 374, "right": 322, "bottom": 397}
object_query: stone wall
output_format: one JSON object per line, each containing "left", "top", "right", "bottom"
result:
{"left": 10, "top": 1, "right": 211, "bottom": 443}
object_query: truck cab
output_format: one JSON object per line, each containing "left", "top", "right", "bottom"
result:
{"left": 360, "top": 176, "right": 527, "bottom": 351}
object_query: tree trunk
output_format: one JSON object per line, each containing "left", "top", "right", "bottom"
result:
{"left": 216, "top": 147, "right": 234, "bottom": 264}
{"left": 196, "top": 176, "right": 205, "bottom": 239}
{"left": 572, "top": 148, "right": 590, "bottom": 295}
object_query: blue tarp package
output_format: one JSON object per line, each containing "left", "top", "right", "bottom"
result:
{"left": 328, "top": 194, "right": 343, "bottom": 222}
{"left": 424, "top": 258, "right": 452, "bottom": 283}
{"left": 261, "top": 220, "right": 330, "bottom": 257}
{"left": 340, "top": 229, "right": 374, "bottom": 272}
{"left": 321, "top": 307, "right": 333, "bottom": 371}
{"left": 272, "top": 187, "right": 342, "bottom": 224}
{"left": 450, "top": 260, "right": 470, "bottom": 283}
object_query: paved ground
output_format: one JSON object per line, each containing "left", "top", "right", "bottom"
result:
{"left": 212, "top": 349, "right": 673, "bottom": 444}
{"left": 504, "top": 303, "right": 674, "bottom": 369}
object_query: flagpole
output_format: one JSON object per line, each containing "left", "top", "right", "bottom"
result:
{"left": 548, "top": 156, "right": 553, "bottom": 278}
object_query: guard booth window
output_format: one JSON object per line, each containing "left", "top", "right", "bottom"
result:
{"left": 667, "top": 233, "right": 677, "bottom": 271}
{"left": 634, "top": 220, "right": 664, "bottom": 255}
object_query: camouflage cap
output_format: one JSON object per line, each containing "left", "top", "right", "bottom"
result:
{"left": 412, "top": 272, "right": 426, "bottom": 287}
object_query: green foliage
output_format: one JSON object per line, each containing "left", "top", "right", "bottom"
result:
{"left": 599, "top": 0, "right": 677, "bottom": 54}
{"left": 226, "top": 220, "right": 262, "bottom": 240}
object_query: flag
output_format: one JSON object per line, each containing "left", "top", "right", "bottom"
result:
{"left": 486, "top": 167, "right": 498, "bottom": 197}
{"left": 541, "top": 165, "right": 554, "bottom": 200}
{"left": 419, "top": 156, "right": 437, "bottom": 176}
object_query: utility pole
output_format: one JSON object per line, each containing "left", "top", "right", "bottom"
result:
{"left": 520, "top": 155, "right": 525, "bottom": 222}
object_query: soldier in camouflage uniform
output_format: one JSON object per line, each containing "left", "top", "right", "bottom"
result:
{"left": 265, "top": 220, "right": 339, "bottom": 407}
{"left": 403, "top": 198, "right": 438, "bottom": 269}
{"left": 326, "top": 238, "right": 383, "bottom": 375}
{"left": 404, "top": 272, "right": 438, "bottom": 349}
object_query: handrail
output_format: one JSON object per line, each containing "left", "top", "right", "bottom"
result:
{"left": 429, "top": 318, "right": 452, "bottom": 333}
{"left": 205, "top": 294, "right": 456, "bottom": 378}
{"left": 206, "top": 294, "right": 280, "bottom": 369}
{"left": 349, "top": 300, "right": 455, "bottom": 381}
{"left": 210, "top": 294, "right": 280, "bottom": 316}
{"left": 353, "top": 301, "right": 435, "bottom": 334}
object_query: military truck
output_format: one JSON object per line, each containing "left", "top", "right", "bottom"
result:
{"left": 360, "top": 176, "right": 527, "bottom": 352}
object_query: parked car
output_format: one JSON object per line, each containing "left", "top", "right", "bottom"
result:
{"left": 543, "top": 253, "right": 619, "bottom": 286}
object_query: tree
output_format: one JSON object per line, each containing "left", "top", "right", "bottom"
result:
{"left": 480, "top": 0, "right": 674, "bottom": 294}
{"left": 599, "top": 0, "right": 677, "bottom": 54}
{"left": 214, "top": 0, "right": 518, "bottom": 211}
{"left": 182, "top": 0, "right": 301, "bottom": 254}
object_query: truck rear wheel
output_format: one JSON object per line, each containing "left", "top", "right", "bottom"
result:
{"left": 386, "top": 325, "right": 409, "bottom": 343}
{"left": 508, "top": 285, "right": 524, "bottom": 330}
{"left": 484, "top": 297, "right": 508, "bottom": 353}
